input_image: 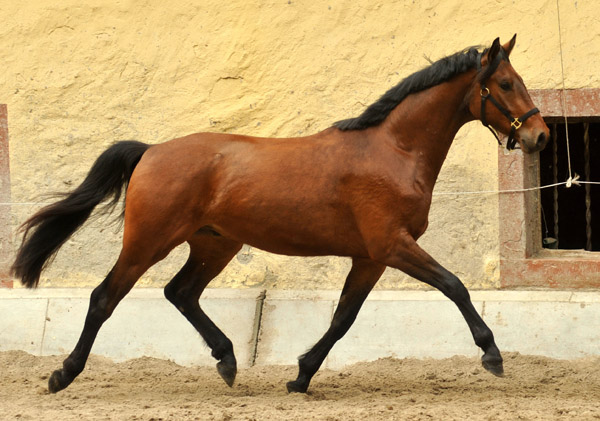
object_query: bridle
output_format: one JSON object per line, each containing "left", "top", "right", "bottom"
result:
{"left": 476, "top": 51, "right": 540, "bottom": 150}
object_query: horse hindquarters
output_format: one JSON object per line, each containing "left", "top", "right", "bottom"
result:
{"left": 42, "top": 140, "right": 212, "bottom": 393}
{"left": 47, "top": 199, "right": 204, "bottom": 392}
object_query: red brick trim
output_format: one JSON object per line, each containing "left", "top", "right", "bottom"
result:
{"left": 499, "top": 89, "right": 600, "bottom": 289}
{"left": 530, "top": 89, "right": 600, "bottom": 118}
{"left": 0, "top": 104, "right": 12, "bottom": 288}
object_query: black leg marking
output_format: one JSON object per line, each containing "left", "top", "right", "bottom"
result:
{"left": 381, "top": 236, "right": 503, "bottom": 377}
{"left": 287, "top": 258, "right": 385, "bottom": 393}
{"left": 49, "top": 273, "right": 118, "bottom": 393}
{"left": 164, "top": 238, "right": 241, "bottom": 387}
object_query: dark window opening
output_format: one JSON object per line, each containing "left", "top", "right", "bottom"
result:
{"left": 539, "top": 121, "right": 600, "bottom": 251}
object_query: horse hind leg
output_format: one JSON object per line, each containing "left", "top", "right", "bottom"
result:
{"left": 163, "top": 234, "right": 242, "bottom": 387}
{"left": 48, "top": 251, "right": 155, "bottom": 393}
{"left": 47, "top": 207, "right": 190, "bottom": 393}
{"left": 287, "top": 257, "right": 386, "bottom": 393}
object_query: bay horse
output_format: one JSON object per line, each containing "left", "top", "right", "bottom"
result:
{"left": 12, "top": 35, "right": 549, "bottom": 394}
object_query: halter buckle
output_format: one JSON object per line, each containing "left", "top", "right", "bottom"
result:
{"left": 480, "top": 87, "right": 490, "bottom": 98}
{"left": 511, "top": 118, "right": 522, "bottom": 130}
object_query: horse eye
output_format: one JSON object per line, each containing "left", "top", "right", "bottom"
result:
{"left": 500, "top": 81, "right": 512, "bottom": 91}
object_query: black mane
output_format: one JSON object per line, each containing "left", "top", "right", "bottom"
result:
{"left": 334, "top": 46, "right": 484, "bottom": 131}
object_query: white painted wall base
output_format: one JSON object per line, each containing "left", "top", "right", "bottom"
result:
{"left": 1, "top": 288, "right": 598, "bottom": 369}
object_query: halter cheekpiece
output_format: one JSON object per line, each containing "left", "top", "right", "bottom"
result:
{"left": 476, "top": 51, "right": 540, "bottom": 150}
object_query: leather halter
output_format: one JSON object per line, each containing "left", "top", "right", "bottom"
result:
{"left": 476, "top": 52, "right": 540, "bottom": 150}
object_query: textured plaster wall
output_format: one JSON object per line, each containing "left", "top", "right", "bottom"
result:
{"left": 1, "top": 0, "right": 598, "bottom": 289}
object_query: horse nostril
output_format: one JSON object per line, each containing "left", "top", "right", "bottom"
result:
{"left": 537, "top": 131, "right": 547, "bottom": 146}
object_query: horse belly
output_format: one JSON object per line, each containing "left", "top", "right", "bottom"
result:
{"left": 209, "top": 203, "right": 367, "bottom": 258}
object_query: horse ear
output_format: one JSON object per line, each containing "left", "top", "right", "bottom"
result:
{"left": 503, "top": 34, "right": 517, "bottom": 57}
{"left": 487, "top": 37, "right": 501, "bottom": 63}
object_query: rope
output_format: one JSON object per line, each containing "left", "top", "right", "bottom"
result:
{"left": 431, "top": 180, "right": 598, "bottom": 197}
{"left": 556, "top": 0, "right": 575, "bottom": 185}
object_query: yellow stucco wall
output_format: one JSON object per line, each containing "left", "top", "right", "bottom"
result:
{"left": 1, "top": 0, "right": 599, "bottom": 289}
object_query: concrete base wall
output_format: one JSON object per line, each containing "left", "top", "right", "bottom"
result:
{"left": 2, "top": 288, "right": 599, "bottom": 369}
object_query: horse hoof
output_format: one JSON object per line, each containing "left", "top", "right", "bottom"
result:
{"left": 48, "top": 369, "right": 69, "bottom": 393}
{"left": 286, "top": 380, "right": 308, "bottom": 394}
{"left": 216, "top": 360, "right": 237, "bottom": 387}
{"left": 482, "top": 354, "right": 504, "bottom": 377}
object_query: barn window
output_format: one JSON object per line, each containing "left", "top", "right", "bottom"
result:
{"left": 539, "top": 122, "right": 600, "bottom": 251}
{"left": 498, "top": 89, "right": 600, "bottom": 288}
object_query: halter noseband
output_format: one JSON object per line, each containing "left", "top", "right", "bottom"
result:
{"left": 476, "top": 51, "right": 540, "bottom": 150}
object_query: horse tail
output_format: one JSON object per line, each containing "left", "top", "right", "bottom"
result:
{"left": 12, "top": 140, "right": 151, "bottom": 288}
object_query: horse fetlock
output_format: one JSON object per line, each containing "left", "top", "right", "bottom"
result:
{"left": 474, "top": 329, "right": 496, "bottom": 351}
{"left": 287, "top": 358, "right": 317, "bottom": 393}
{"left": 297, "top": 354, "right": 318, "bottom": 375}
{"left": 210, "top": 340, "right": 234, "bottom": 361}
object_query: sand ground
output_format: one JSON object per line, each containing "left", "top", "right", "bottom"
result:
{"left": 2, "top": 351, "right": 599, "bottom": 420}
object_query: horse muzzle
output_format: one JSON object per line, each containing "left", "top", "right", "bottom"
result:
{"left": 517, "top": 126, "right": 550, "bottom": 153}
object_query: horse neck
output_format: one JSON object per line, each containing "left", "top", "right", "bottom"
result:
{"left": 380, "top": 70, "right": 477, "bottom": 189}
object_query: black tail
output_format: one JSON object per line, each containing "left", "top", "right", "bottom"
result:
{"left": 11, "top": 141, "right": 151, "bottom": 288}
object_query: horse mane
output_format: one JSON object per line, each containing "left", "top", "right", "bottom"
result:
{"left": 334, "top": 46, "right": 486, "bottom": 131}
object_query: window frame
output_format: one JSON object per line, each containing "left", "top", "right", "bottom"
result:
{"left": 498, "top": 89, "right": 600, "bottom": 288}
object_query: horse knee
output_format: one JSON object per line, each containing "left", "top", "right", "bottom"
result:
{"left": 444, "top": 275, "right": 470, "bottom": 303}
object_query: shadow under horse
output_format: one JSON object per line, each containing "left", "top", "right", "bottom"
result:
{"left": 12, "top": 35, "right": 549, "bottom": 394}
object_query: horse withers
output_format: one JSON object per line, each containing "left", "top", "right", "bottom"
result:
{"left": 12, "top": 35, "right": 549, "bottom": 394}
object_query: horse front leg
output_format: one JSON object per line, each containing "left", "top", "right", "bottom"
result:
{"left": 373, "top": 232, "right": 503, "bottom": 376}
{"left": 287, "top": 258, "right": 386, "bottom": 393}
